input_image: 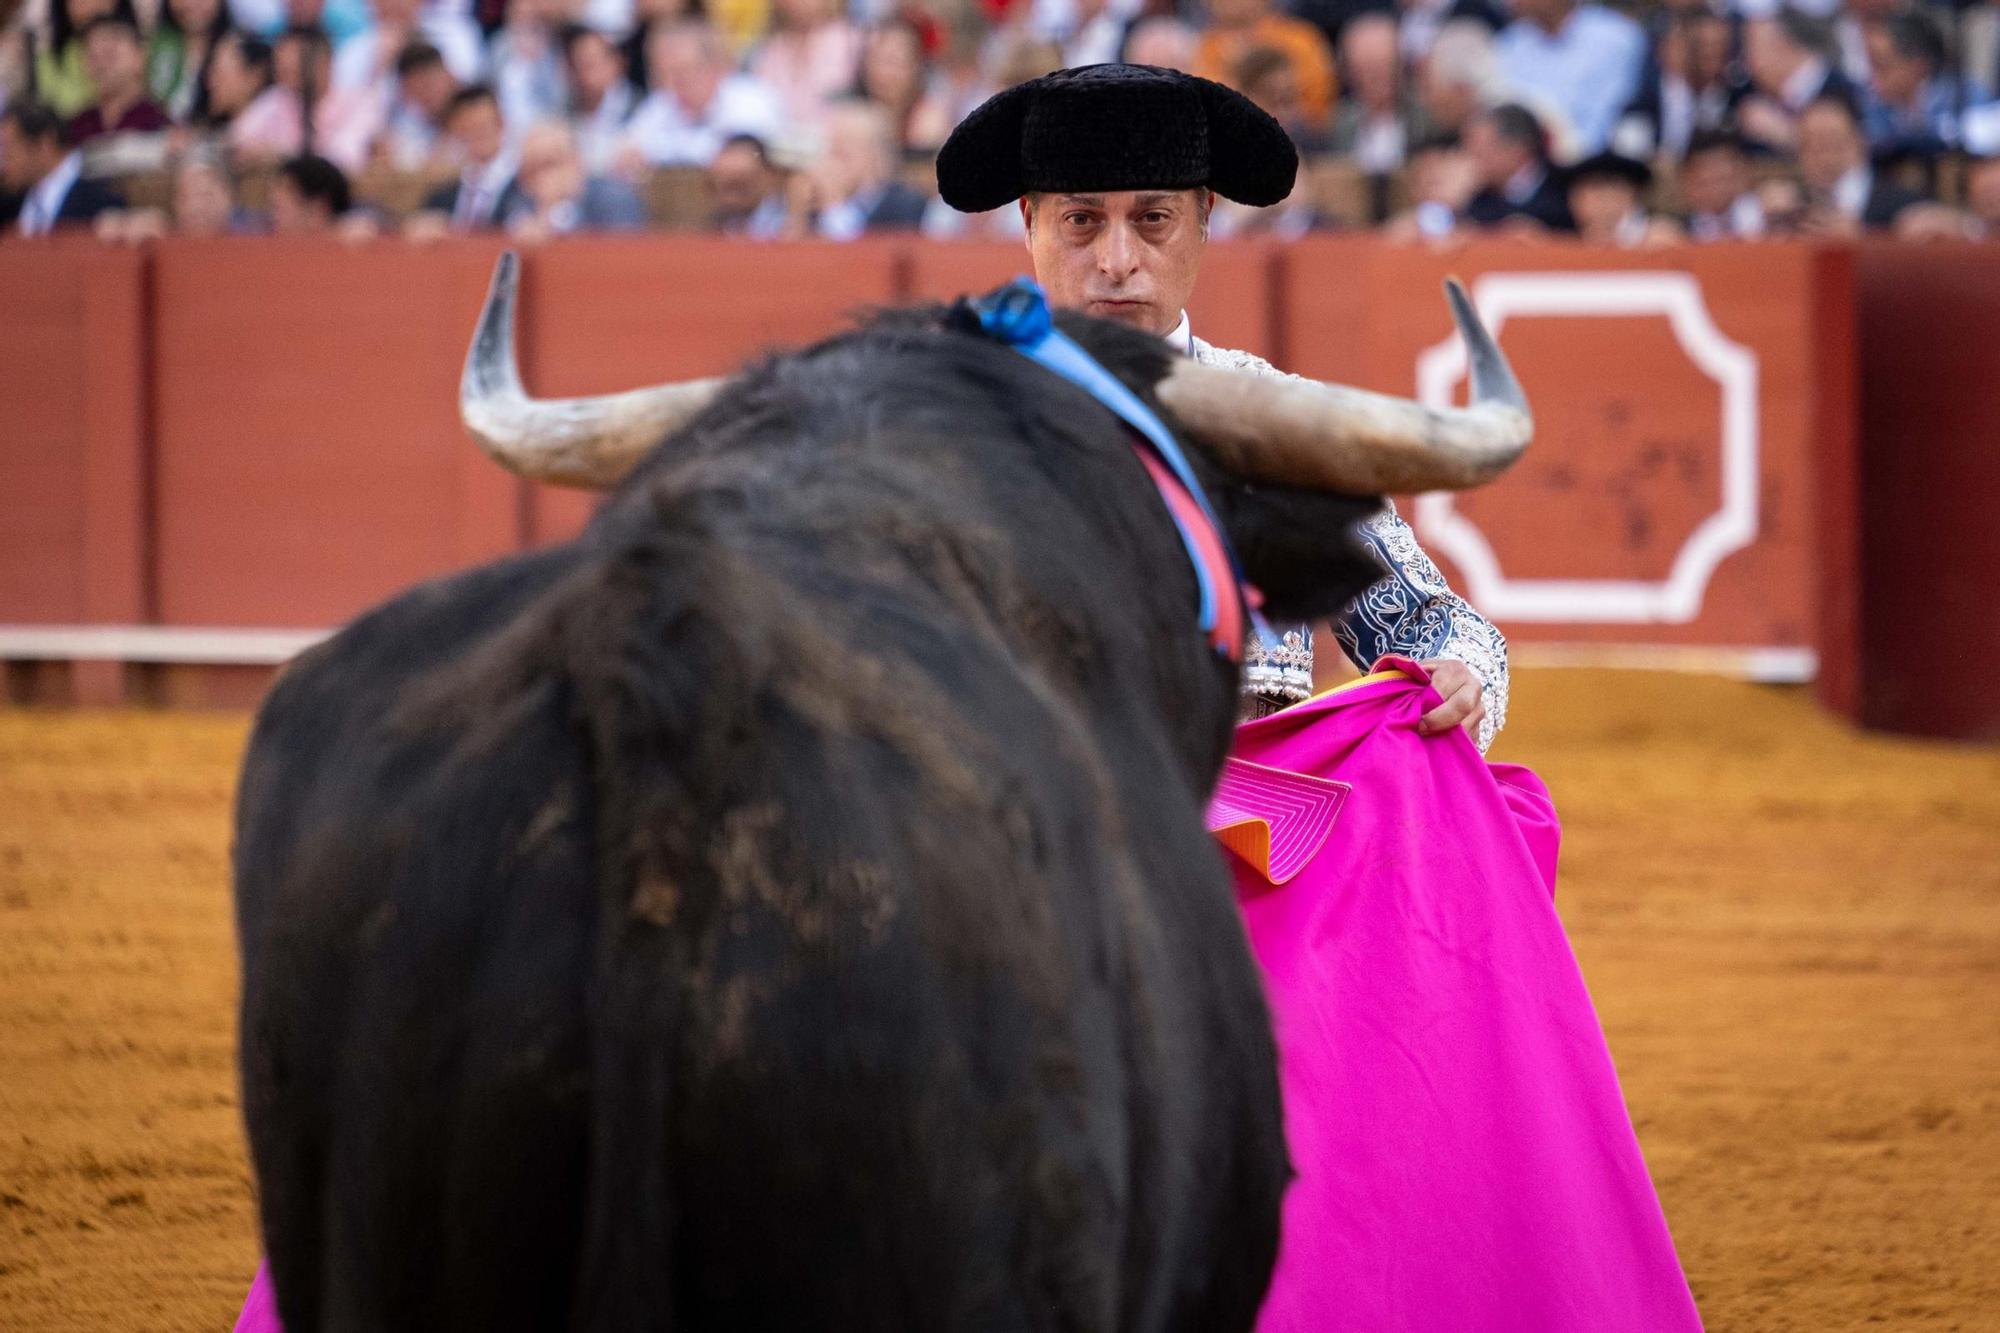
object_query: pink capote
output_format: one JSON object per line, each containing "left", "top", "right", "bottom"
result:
{"left": 1215, "top": 660, "right": 1701, "bottom": 1332}
{"left": 234, "top": 661, "right": 1701, "bottom": 1333}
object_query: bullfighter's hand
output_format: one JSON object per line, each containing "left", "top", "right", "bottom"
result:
{"left": 1417, "top": 658, "right": 1485, "bottom": 741}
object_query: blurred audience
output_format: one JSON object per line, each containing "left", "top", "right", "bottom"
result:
{"left": 1329, "top": 13, "right": 1408, "bottom": 172}
{"left": 564, "top": 23, "right": 637, "bottom": 173}
{"left": 1795, "top": 90, "right": 1927, "bottom": 234}
{"left": 201, "top": 31, "right": 274, "bottom": 133}
{"left": 1564, "top": 148, "right": 1678, "bottom": 245}
{"left": 377, "top": 40, "right": 457, "bottom": 169}
{"left": 2, "top": 99, "right": 124, "bottom": 232}
{"left": 807, "top": 96, "right": 923, "bottom": 237}
{"left": 508, "top": 118, "right": 646, "bottom": 236}
{"left": 1737, "top": 9, "right": 1856, "bottom": 156}
{"left": 1678, "top": 128, "right": 1765, "bottom": 240}
{"left": 623, "top": 16, "right": 783, "bottom": 167}
{"left": 1462, "top": 100, "right": 1571, "bottom": 230}
{"left": 1196, "top": 0, "right": 1337, "bottom": 126}
{"left": 1123, "top": 15, "right": 1196, "bottom": 72}
{"left": 488, "top": 0, "right": 570, "bottom": 133}
{"left": 416, "top": 83, "right": 523, "bottom": 230}
{"left": 69, "top": 14, "right": 170, "bottom": 142}
{"left": 746, "top": 0, "right": 858, "bottom": 131}
{"left": 269, "top": 149, "right": 349, "bottom": 232}
{"left": 855, "top": 18, "right": 949, "bottom": 157}
{"left": 1861, "top": 10, "right": 1980, "bottom": 158}
{"left": 333, "top": 0, "right": 482, "bottom": 99}
{"left": 1382, "top": 130, "right": 1476, "bottom": 240}
{"left": 1413, "top": 18, "right": 1504, "bottom": 142}
{"left": 36, "top": 0, "right": 133, "bottom": 119}
{"left": 147, "top": 0, "right": 233, "bottom": 123}
{"left": 1494, "top": 0, "right": 1646, "bottom": 153}
{"left": 1613, "top": 4, "right": 1731, "bottom": 161}
{"left": 230, "top": 23, "right": 382, "bottom": 170}
{"left": 706, "top": 129, "right": 788, "bottom": 236}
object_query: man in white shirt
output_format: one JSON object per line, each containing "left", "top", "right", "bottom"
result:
{"left": 1493, "top": 0, "right": 1645, "bottom": 152}
{"left": 2, "top": 101, "right": 122, "bottom": 235}
{"left": 415, "top": 84, "right": 526, "bottom": 232}
{"left": 621, "top": 18, "right": 785, "bottom": 169}
{"left": 331, "top": 0, "right": 484, "bottom": 98}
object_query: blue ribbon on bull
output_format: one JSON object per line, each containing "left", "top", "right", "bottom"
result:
{"left": 960, "top": 277, "right": 1267, "bottom": 662}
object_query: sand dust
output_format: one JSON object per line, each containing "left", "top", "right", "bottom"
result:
{"left": 2, "top": 670, "right": 1997, "bottom": 1331}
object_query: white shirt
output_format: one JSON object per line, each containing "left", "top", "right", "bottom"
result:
{"left": 1830, "top": 165, "right": 1871, "bottom": 221}
{"left": 1163, "top": 310, "right": 1193, "bottom": 357}
{"left": 572, "top": 81, "right": 638, "bottom": 176}
{"left": 16, "top": 151, "right": 82, "bottom": 236}
{"left": 623, "top": 75, "right": 785, "bottom": 168}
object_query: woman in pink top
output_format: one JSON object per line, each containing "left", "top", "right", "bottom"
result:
{"left": 745, "top": 0, "right": 861, "bottom": 132}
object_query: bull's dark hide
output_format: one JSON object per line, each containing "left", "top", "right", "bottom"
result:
{"left": 235, "top": 306, "right": 1386, "bottom": 1331}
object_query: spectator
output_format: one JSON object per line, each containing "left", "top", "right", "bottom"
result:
{"left": 1796, "top": 90, "right": 1926, "bottom": 234}
{"left": 1736, "top": 9, "right": 1856, "bottom": 156}
{"left": 1613, "top": 5, "right": 1731, "bottom": 162}
{"left": 487, "top": 0, "right": 570, "bottom": 134}
{"left": 1, "top": 101, "right": 123, "bottom": 233}
{"left": 201, "top": 31, "right": 274, "bottom": 132}
{"left": 269, "top": 150, "right": 349, "bottom": 232}
{"left": 1461, "top": 100, "right": 1571, "bottom": 230}
{"left": 230, "top": 23, "right": 384, "bottom": 170}
{"left": 376, "top": 40, "right": 458, "bottom": 169}
{"left": 417, "top": 83, "right": 526, "bottom": 229}
{"left": 1043, "top": 0, "right": 1130, "bottom": 70}
{"left": 1832, "top": 0, "right": 1902, "bottom": 85}
{"left": 1228, "top": 45, "right": 1321, "bottom": 154}
{"left": 1397, "top": 0, "right": 1504, "bottom": 65}
{"left": 707, "top": 130, "right": 789, "bottom": 237}
{"left": 1211, "top": 153, "right": 1333, "bottom": 238}
{"left": 1493, "top": 0, "right": 1645, "bottom": 153}
{"left": 564, "top": 24, "right": 637, "bottom": 174}
{"left": 1195, "top": 0, "right": 1338, "bottom": 126}
{"left": 622, "top": 17, "right": 783, "bottom": 168}
{"left": 506, "top": 118, "right": 646, "bottom": 236}
{"left": 1678, "top": 128, "right": 1766, "bottom": 239}
{"left": 1122, "top": 16, "right": 1196, "bottom": 73}
{"left": 332, "top": 0, "right": 483, "bottom": 99}
{"left": 35, "top": 0, "right": 138, "bottom": 119}
{"left": 148, "top": 0, "right": 235, "bottom": 123}
{"left": 1862, "top": 10, "right": 1980, "bottom": 157}
{"left": 1413, "top": 18, "right": 1504, "bottom": 142}
{"left": 1564, "top": 149, "right": 1678, "bottom": 245}
{"left": 854, "top": 18, "right": 951, "bottom": 158}
{"left": 1330, "top": 13, "right": 1408, "bottom": 172}
{"left": 170, "top": 146, "right": 258, "bottom": 232}
{"left": 746, "top": 0, "right": 860, "bottom": 132}
{"left": 68, "top": 15, "right": 171, "bottom": 143}
{"left": 1381, "top": 131, "right": 1477, "bottom": 240}
{"left": 807, "top": 96, "right": 926, "bottom": 238}
{"left": 619, "top": 0, "right": 706, "bottom": 95}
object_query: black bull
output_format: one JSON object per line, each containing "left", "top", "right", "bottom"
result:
{"left": 234, "top": 302, "right": 1405, "bottom": 1331}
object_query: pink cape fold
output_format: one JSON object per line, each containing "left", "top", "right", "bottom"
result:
{"left": 1220, "top": 661, "right": 1702, "bottom": 1332}
{"left": 234, "top": 1262, "right": 278, "bottom": 1333}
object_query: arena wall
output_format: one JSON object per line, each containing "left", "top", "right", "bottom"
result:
{"left": 0, "top": 236, "right": 1987, "bottom": 737}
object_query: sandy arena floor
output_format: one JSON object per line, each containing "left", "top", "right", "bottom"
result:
{"left": 2, "top": 670, "right": 1997, "bottom": 1331}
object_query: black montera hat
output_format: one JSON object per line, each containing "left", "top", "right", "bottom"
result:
{"left": 936, "top": 63, "right": 1299, "bottom": 213}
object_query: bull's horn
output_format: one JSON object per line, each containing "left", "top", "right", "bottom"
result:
{"left": 1155, "top": 279, "right": 1531, "bottom": 495}
{"left": 460, "top": 252, "right": 726, "bottom": 489}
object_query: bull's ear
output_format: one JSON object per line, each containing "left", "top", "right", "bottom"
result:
{"left": 1219, "top": 485, "right": 1388, "bottom": 627}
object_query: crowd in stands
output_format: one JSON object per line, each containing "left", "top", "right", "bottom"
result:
{"left": 4, "top": 0, "right": 2000, "bottom": 242}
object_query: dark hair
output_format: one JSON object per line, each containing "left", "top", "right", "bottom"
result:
{"left": 445, "top": 83, "right": 501, "bottom": 122}
{"left": 559, "top": 22, "right": 618, "bottom": 63}
{"left": 395, "top": 39, "right": 446, "bottom": 77}
{"left": 79, "top": 13, "right": 143, "bottom": 45}
{"left": 716, "top": 132, "right": 773, "bottom": 168}
{"left": 278, "top": 22, "right": 332, "bottom": 63}
{"left": 1803, "top": 88, "right": 1863, "bottom": 130}
{"left": 159, "top": 0, "right": 234, "bottom": 44}
{"left": 1483, "top": 102, "right": 1549, "bottom": 162}
{"left": 1881, "top": 12, "right": 1946, "bottom": 75}
{"left": 1774, "top": 9, "right": 1836, "bottom": 63}
{"left": 1, "top": 100, "right": 68, "bottom": 147}
{"left": 48, "top": 0, "right": 140, "bottom": 53}
{"left": 1682, "top": 127, "right": 1745, "bottom": 162}
{"left": 279, "top": 153, "right": 350, "bottom": 215}
{"left": 227, "top": 31, "right": 276, "bottom": 84}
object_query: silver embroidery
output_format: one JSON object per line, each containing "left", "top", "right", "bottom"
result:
{"left": 1190, "top": 332, "right": 1511, "bottom": 753}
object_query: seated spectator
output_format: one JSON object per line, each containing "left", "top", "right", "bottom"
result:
{"left": 1862, "top": 10, "right": 1982, "bottom": 158}
{"left": 564, "top": 24, "right": 638, "bottom": 175}
{"left": 1237, "top": 45, "right": 1329, "bottom": 154}
{"left": 1493, "top": 0, "right": 1646, "bottom": 153}
{"left": 269, "top": 150, "right": 350, "bottom": 232}
{"left": 488, "top": 0, "right": 569, "bottom": 134}
{"left": 1397, "top": 0, "right": 1505, "bottom": 65}
{"left": 1, "top": 101, "right": 124, "bottom": 233}
{"left": 416, "top": 84, "right": 525, "bottom": 230}
{"left": 332, "top": 0, "right": 483, "bottom": 100}
{"left": 1211, "top": 153, "right": 1334, "bottom": 239}
{"left": 1382, "top": 131, "right": 1477, "bottom": 241}
{"left": 170, "top": 147, "right": 259, "bottom": 232}
{"left": 1195, "top": 0, "right": 1337, "bottom": 127}
{"left": 68, "top": 15, "right": 171, "bottom": 143}
{"left": 34, "top": 0, "right": 130, "bottom": 119}
{"left": 1832, "top": 0, "right": 1902, "bottom": 85}
{"left": 619, "top": 0, "right": 707, "bottom": 95}
{"left": 1039, "top": 0, "right": 1131, "bottom": 70}
{"left": 1736, "top": 9, "right": 1857, "bottom": 156}
{"left": 1330, "top": 13, "right": 1409, "bottom": 172}
{"left": 230, "top": 24, "right": 384, "bottom": 171}
{"left": 376, "top": 40, "right": 458, "bottom": 170}
{"left": 622, "top": 17, "right": 784, "bottom": 169}
{"left": 148, "top": 0, "right": 234, "bottom": 123}
{"left": 504, "top": 119, "right": 647, "bottom": 237}
{"left": 1796, "top": 90, "right": 1927, "bottom": 234}
{"left": 1461, "top": 101, "right": 1572, "bottom": 231}
{"left": 1678, "top": 128, "right": 1766, "bottom": 240}
{"left": 1564, "top": 148, "right": 1679, "bottom": 245}
{"left": 201, "top": 31, "right": 274, "bottom": 132}
{"left": 1122, "top": 16, "right": 1197, "bottom": 73}
{"left": 273, "top": 0, "right": 370, "bottom": 52}
{"left": 707, "top": 131, "right": 791, "bottom": 238}
{"left": 854, "top": 18, "right": 952, "bottom": 158}
{"left": 808, "top": 97, "right": 927, "bottom": 238}
{"left": 1613, "top": 5, "right": 1731, "bottom": 162}
{"left": 1412, "top": 18, "right": 1505, "bottom": 142}
{"left": 747, "top": 0, "right": 861, "bottom": 132}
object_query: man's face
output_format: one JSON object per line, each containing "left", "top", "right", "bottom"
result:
{"left": 1868, "top": 30, "right": 1928, "bottom": 105}
{"left": 1464, "top": 116, "right": 1526, "bottom": 189}
{"left": 1798, "top": 103, "right": 1860, "bottom": 190}
{"left": 1744, "top": 20, "right": 1803, "bottom": 96}
{"left": 448, "top": 99, "right": 505, "bottom": 166}
{"left": 402, "top": 63, "right": 454, "bottom": 118}
{"left": 654, "top": 31, "right": 721, "bottom": 113}
{"left": 1680, "top": 146, "right": 1746, "bottom": 215}
{"left": 173, "top": 160, "right": 233, "bottom": 234}
{"left": 517, "top": 126, "right": 583, "bottom": 206}
{"left": 1022, "top": 188, "right": 1209, "bottom": 337}
{"left": 568, "top": 33, "right": 621, "bottom": 101}
{"left": 270, "top": 176, "right": 329, "bottom": 234}
{"left": 0, "top": 121, "right": 54, "bottom": 191}
{"left": 84, "top": 26, "right": 145, "bottom": 97}
{"left": 1568, "top": 177, "right": 1636, "bottom": 242}
{"left": 708, "top": 141, "right": 773, "bottom": 218}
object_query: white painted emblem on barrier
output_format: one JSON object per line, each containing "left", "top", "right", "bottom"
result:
{"left": 1413, "top": 273, "right": 1759, "bottom": 623}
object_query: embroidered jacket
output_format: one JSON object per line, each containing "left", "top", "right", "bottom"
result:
{"left": 1175, "top": 318, "right": 1510, "bottom": 752}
